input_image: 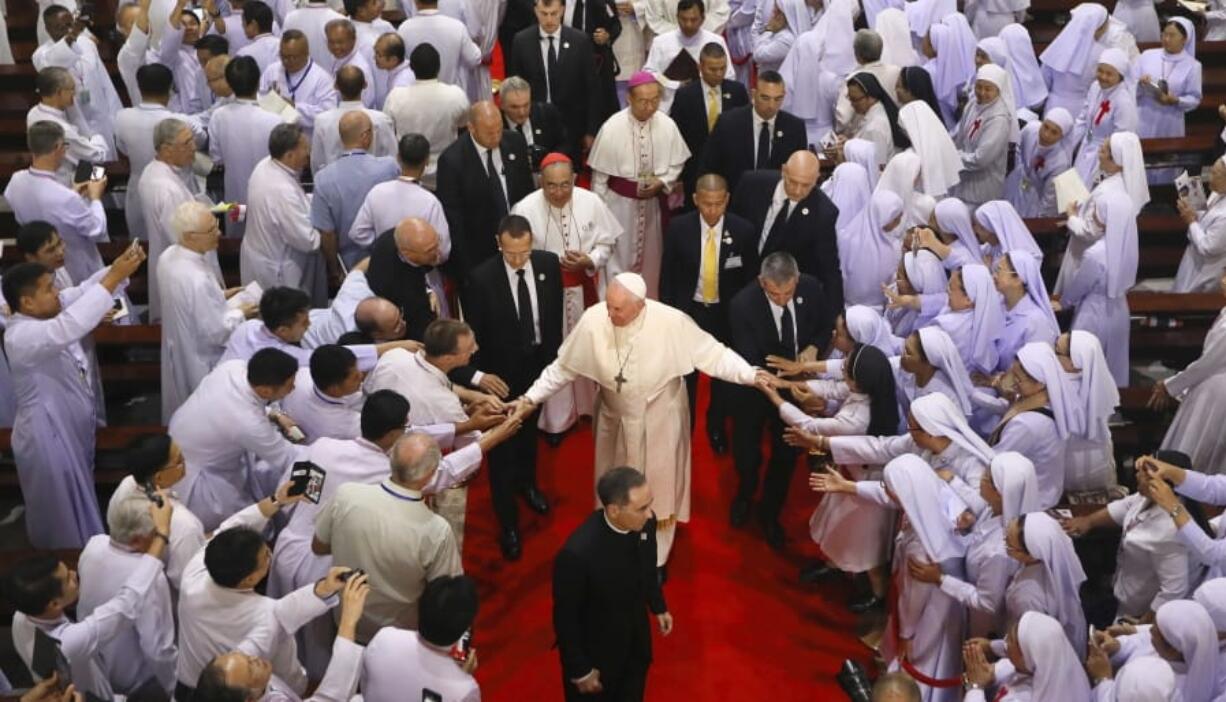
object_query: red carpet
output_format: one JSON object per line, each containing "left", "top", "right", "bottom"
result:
{"left": 461, "top": 379, "right": 873, "bottom": 700}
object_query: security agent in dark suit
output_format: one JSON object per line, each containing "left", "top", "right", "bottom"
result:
{"left": 508, "top": 0, "right": 605, "bottom": 154}
{"left": 727, "top": 252, "right": 833, "bottom": 549}
{"left": 659, "top": 173, "right": 754, "bottom": 455}
{"left": 500, "top": 75, "right": 569, "bottom": 168}
{"left": 553, "top": 467, "right": 672, "bottom": 701}
{"left": 436, "top": 102, "right": 534, "bottom": 284}
{"left": 462, "top": 216, "right": 564, "bottom": 560}
{"left": 699, "top": 70, "right": 807, "bottom": 194}
{"left": 669, "top": 42, "right": 749, "bottom": 209}
{"left": 729, "top": 151, "right": 844, "bottom": 323}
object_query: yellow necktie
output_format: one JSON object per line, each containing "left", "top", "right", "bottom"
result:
{"left": 706, "top": 87, "right": 720, "bottom": 132}
{"left": 702, "top": 228, "right": 718, "bottom": 302}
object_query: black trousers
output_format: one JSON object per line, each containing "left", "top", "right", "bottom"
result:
{"left": 679, "top": 300, "right": 731, "bottom": 431}
{"left": 562, "top": 659, "right": 650, "bottom": 702}
{"left": 487, "top": 400, "right": 541, "bottom": 532}
{"left": 730, "top": 388, "right": 798, "bottom": 524}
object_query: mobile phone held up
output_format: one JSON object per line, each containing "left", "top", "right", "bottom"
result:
{"left": 288, "top": 461, "right": 326, "bottom": 503}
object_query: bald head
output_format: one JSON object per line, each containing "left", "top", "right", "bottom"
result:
{"left": 393, "top": 218, "right": 441, "bottom": 266}
{"left": 871, "top": 672, "right": 921, "bottom": 702}
{"left": 781, "top": 150, "right": 820, "bottom": 202}
{"left": 390, "top": 432, "right": 442, "bottom": 486}
{"left": 470, "top": 100, "right": 504, "bottom": 150}
{"left": 354, "top": 296, "right": 404, "bottom": 341}
{"left": 339, "top": 110, "right": 372, "bottom": 149}
{"left": 205, "top": 54, "right": 233, "bottom": 97}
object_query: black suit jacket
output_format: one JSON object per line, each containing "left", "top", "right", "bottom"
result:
{"left": 462, "top": 251, "right": 564, "bottom": 394}
{"left": 553, "top": 510, "right": 667, "bottom": 685}
{"left": 659, "top": 210, "right": 755, "bottom": 319}
{"left": 728, "top": 274, "right": 833, "bottom": 366}
{"left": 729, "top": 169, "right": 843, "bottom": 319}
{"left": 504, "top": 101, "right": 568, "bottom": 167}
{"left": 509, "top": 25, "right": 602, "bottom": 143}
{"left": 700, "top": 106, "right": 807, "bottom": 193}
{"left": 436, "top": 131, "right": 534, "bottom": 280}
{"left": 366, "top": 228, "right": 435, "bottom": 342}
{"left": 670, "top": 79, "right": 749, "bottom": 201}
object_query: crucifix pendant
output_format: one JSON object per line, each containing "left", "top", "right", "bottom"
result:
{"left": 614, "top": 371, "right": 627, "bottom": 393}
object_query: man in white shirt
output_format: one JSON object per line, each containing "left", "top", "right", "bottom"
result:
{"left": 209, "top": 55, "right": 282, "bottom": 238}
{"left": 175, "top": 480, "right": 352, "bottom": 698}
{"left": 347, "top": 0, "right": 395, "bottom": 57}
{"left": 3, "top": 496, "right": 172, "bottom": 700}
{"left": 282, "top": 0, "right": 344, "bottom": 70}
{"left": 233, "top": 0, "right": 281, "bottom": 72}
{"left": 258, "top": 30, "right": 338, "bottom": 132}
{"left": 642, "top": 0, "right": 735, "bottom": 112}
{"left": 362, "top": 575, "right": 480, "bottom": 701}
{"left": 396, "top": 0, "right": 481, "bottom": 89}
{"left": 159, "top": 201, "right": 256, "bottom": 421}
{"left": 32, "top": 7, "right": 122, "bottom": 155}
{"left": 325, "top": 19, "right": 376, "bottom": 107}
{"left": 349, "top": 133, "right": 450, "bottom": 258}
{"left": 372, "top": 32, "right": 414, "bottom": 109}
{"left": 313, "top": 432, "right": 464, "bottom": 641}
{"left": 278, "top": 344, "right": 366, "bottom": 442}
{"left": 168, "top": 348, "right": 305, "bottom": 531}
{"left": 25, "top": 66, "right": 109, "bottom": 184}
{"left": 310, "top": 66, "right": 396, "bottom": 174}
{"left": 77, "top": 495, "right": 178, "bottom": 698}
{"left": 383, "top": 44, "right": 469, "bottom": 188}
{"left": 157, "top": 0, "right": 209, "bottom": 114}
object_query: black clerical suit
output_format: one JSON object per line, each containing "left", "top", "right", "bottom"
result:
{"left": 504, "top": 101, "right": 569, "bottom": 168}
{"left": 553, "top": 510, "right": 667, "bottom": 702}
{"left": 462, "top": 251, "right": 564, "bottom": 535}
{"left": 436, "top": 131, "right": 534, "bottom": 282}
{"left": 659, "top": 210, "right": 755, "bottom": 434}
{"left": 700, "top": 105, "right": 806, "bottom": 193}
{"left": 727, "top": 275, "right": 832, "bottom": 536}
{"left": 729, "top": 169, "right": 843, "bottom": 322}
{"left": 669, "top": 78, "right": 749, "bottom": 207}
{"left": 509, "top": 25, "right": 603, "bottom": 150}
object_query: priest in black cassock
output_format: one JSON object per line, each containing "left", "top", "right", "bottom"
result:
{"left": 552, "top": 467, "right": 672, "bottom": 701}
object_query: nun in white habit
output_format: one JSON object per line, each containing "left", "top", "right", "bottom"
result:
{"left": 975, "top": 200, "right": 1044, "bottom": 266}
{"left": 1092, "top": 655, "right": 1177, "bottom": 702}
{"left": 913, "top": 452, "right": 1036, "bottom": 640}
{"left": 1072, "top": 48, "right": 1138, "bottom": 187}
{"left": 842, "top": 138, "right": 881, "bottom": 189}
{"left": 931, "top": 264, "right": 1005, "bottom": 376}
{"left": 1002, "top": 511, "right": 1088, "bottom": 658}
{"left": 922, "top": 197, "right": 985, "bottom": 271}
{"left": 877, "top": 151, "right": 933, "bottom": 228}
{"left": 897, "top": 326, "right": 978, "bottom": 425}
{"left": 821, "top": 161, "right": 874, "bottom": 235}
{"left": 777, "top": 0, "right": 857, "bottom": 145}
{"left": 838, "top": 189, "right": 905, "bottom": 308}
{"left": 1009, "top": 108, "right": 1077, "bottom": 218}
{"left": 1112, "top": 0, "right": 1161, "bottom": 43}
{"left": 999, "top": 24, "right": 1048, "bottom": 113}
{"left": 1133, "top": 18, "right": 1203, "bottom": 185}
{"left": 905, "top": 0, "right": 955, "bottom": 45}
{"left": 884, "top": 249, "right": 947, "bottom": 337}
{"left": 921, "top": 19, "right": 976, "bottom": 128}
{"left": 752, "top": 0, "right": 820, "bottom": 74}
{"left": 843, "top": 72, "right": 900, "bottom": 168}
{"left": 992, "top": 252, "right": 1059, "bottom": 373}
{"left": 1173, "top": 157, "right": 1226, "bottom": 293}
{"left": 1193, "top": 578, "right": 1226, "bottom": 698}
{"left": 1039, "top": 4, "right": 1113, "bottom": 116}
{"left": 969, "top": 612, "right": 1094, "bottom": 702}
{"left": 874, "top": 8, "right": 918, "bottom": 68}
{"left": 897, "top": 99, "right": 963, "bottom": 197}
{"left": 1058, "top": 330, "right": 1120, "bottom": 490}
{"left": 1153, "top": 600, "right": 1221, "bottom": 702}
{"left": 785, "top": 305, "right": 906, "bottom": 380}
{"left": 951, "top": 64, "right": 1017, "bottom": 207}
{"left": 1155, "top": 268, "right": 1226, "bottom": 476}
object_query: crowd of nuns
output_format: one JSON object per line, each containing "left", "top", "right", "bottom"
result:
{"left": 755, "top": 0, "right": 1226, "bottom": 698}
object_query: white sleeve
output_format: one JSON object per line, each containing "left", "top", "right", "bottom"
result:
{"left": 305, "top": 638, "right": 364, "bottom": 702}
{"left": 421, "top": 443, "right": 483, "bottom": 494}
{"left": 523, "top": 359, "right": 580, "bottom": 404}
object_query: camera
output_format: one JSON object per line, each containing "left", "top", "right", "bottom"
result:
{"left": 836, "top": 659, "right": 873, "bottom": 702}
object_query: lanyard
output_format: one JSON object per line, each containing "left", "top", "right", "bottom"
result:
{"left": 381, "top": 483, "right": 423, "bottom": 502}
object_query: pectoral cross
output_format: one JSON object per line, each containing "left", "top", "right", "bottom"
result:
{"left": 614, "top": 371, "right": 627, "bottom": 393}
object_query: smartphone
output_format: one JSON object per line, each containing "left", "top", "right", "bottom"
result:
{"left": 110, "top": 295, "right": 130, "bottom": 322}
{"left": 422, "top": 691, "right": 443, "bottom": 702}
{"left": 90, "top": 165, "right": 105, "bottom": 181}
{"left": 32, "top": 630, "right": 69, "bottom": 690}
{"left": 142, "top": 481, "right": 164, "bottom": 508}
{"left": 450, "top": 628, "right": 473, "bottom": 662}
{"left": 288, "top": 461, "right": 326, "bottom": 503}
{"left": 73, "top": 160, "right": 94, "bottom": 184}
{"left": 338, "top": 568, "right": 365, "bottom": 582}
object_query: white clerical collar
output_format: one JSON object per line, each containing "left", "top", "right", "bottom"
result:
{"left": 604, "top": 512, "right": 630, "bottom": 534}
{"left": 677, "top": 29, "right": 703, "bottom": 46}
{"left": 338, "top": 100, "right": 364, "bottom": 109}
{"left": 36, "top": 103, "right": 66, "bottom": 118}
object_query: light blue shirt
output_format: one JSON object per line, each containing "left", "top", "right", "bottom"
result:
{"left": 310, "top": 150, "right": 399, "bottom": 267}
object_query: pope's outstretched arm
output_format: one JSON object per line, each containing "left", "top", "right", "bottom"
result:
{"left": 684, "top": 313, "right": 764, "bottom": 386}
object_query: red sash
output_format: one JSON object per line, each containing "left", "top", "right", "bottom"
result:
{"left": 560, "top": 268, "right": 599, "bottom": 307}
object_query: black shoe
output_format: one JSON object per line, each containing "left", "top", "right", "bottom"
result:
{"left": 522, "top": 487, "right": 550, "bottom": 515}
{"left": 729, "top": 497, "right": 750, "bottom": 527}
{"left": 542, "top": 431, "right": 565, "bottom": 448}
{"left": 763, "top": 521, "right": 786, "bottom": 551}
{"left": 499, "top": 528, "right": 522, "bottom": 561}
{"left": 799, "top": 562, "right": 836, "bottom": 583}
{"left": 706, "top": 425, "right": 727, "bottom": 454}
{"left": 848, "top": 593, "right": 885, "bottom": 614}
{"left": 657, "top": 565, "right": 668, "bottom": 586}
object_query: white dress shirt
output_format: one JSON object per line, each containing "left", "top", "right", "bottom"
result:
{"left": 1108, "top": 493, "right": 1191, "bottom": 617}
{"left": 505, "top": 258, "right": 542, "bottom": 344}
{"left": 383, "top": 80, "right": 470, "bottom": 187}
{"left": 278, "top": 367, "right": 363, "bottom": 443}
{"left": 758, "top": 180, "right": 793, "bottom": 252}
{"left": 361, "top": 628, "right": 480, "bottom": 702}
{"left": 538, "top": 28, "right": 561, "bottom": 101}
{"left": 107, "top": 475, "right": 206, "bottom": 589}
{"left": 471, "top": 133, "right": 508, "bottom": 205}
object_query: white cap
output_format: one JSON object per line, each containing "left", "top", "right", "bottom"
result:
{"left": 612, "top": 272, "right": 647, "bottom": 300}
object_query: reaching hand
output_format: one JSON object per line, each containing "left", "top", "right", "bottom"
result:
{"left": 478, "top": 374, "right": 510, "bottom": 399}
{"left": 907, "top": 558, "right": 942, "bottom": 584}
{"left": 315, "top": 566, "right": 355, "bottom": 599}
{"left": 1177, "top": 197, "right": 1198, "bottom": 225}
{"left": 766, "top": 355, "right": 807, "bottom": 377}
{"left": 1085, "top": 637, "right": 1113, "bottom": 683}
{"left": 1147, "top": 380, "right": 1176, "bottom": 412}
{"left": 148, "top": 488, "right": 174, "bottom": 533}
{"left": 1137, "top": 454, "right": 1187, "bottom": 486}
{"left": 808, "top": 467, "right": 854, "bottom": 494}
{"left": 784, "top": 426, "right": 823, "bottom": 451}
{"left": 1061, "top": 515, "right": 1091, "bottom": 538}
{"left": 336, "top": 571, "right": 371, "bottom": 641}
{"left": 961, "top": 642, "right": 995, "bottom": 688}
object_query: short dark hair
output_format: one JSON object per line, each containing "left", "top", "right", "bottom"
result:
{"left": 757, "top": 69, "right": 784, "bottom": 87}
{"left": 409, "top": 43, "right": 440, "bottom": 80}
{"left": 418, "top": 575, "right": 479, "bottom": 647}
{"left": 343, "top": 0, "right": 363, "bottom": 16}
{"left": 423, "top": 319, "right": 472, "bottom": 357}
{"left": 16, "top": 221, "right": 56, "bottom": 257}
{"left": 361, "top": 389, "right": 411, "bottom": 440}
{"left": 203, "top": 527, "right": 265, "bottom": 588}
{"left": 699, "top": 41, "right": 726, "bottom": 61}
{"left": 127, "top": 434, "right": 173, "bottom": 486}
{"left": 136, "top": 63, "right": 174, "bottom": 96}
{"left": 34, "top": 67, "right": 71, "bottom": 99}
{"left": 243, "top": 0, "right": 274, "bottom": 32}
{"left": 676, "top": 0, "right": 704, "bottom": 14}
{"left": 309, "top": 345, "right": 356, "bottom": 391}
{"left": 596, "top": 466, "right": 647, "bottom": 507}
{"left": 42, "top": 4, "right": 70, "bottom": 21}
{"left": 498, "top": 214, "right": 533, "bottom": 240}
{"left": 281, "top": 28, "right": 307, "bottom": 45}
{"left": 259, "top": 286, "right": 311, "bottom": 331}
{"left": 378, "top": 32, "right": 405, "bottom": 62}
{"left": 2, "top": 262, "right": 51, "bottom": 312}
{"left": 1, "top": 555, "right": 63, "bottom": 615}
{"left": 397, "top": 133, "right": 430, "bottom": 168}
{"left": 246, "top": 348, "right": 298, "bottom": 388}
{"left": 195, "top": 34, "right": 229, "bottom": 57}
{"left": 27, "top": 120, "right": 65, "bottom": 155}
{"left": 194, "top": 659, "right": 248, "bottom": 702}
{"left": 268, "top": 123, "right": 305, "bottom": 160}
{"left": 225, "top": 55, "right": 261, "bottom": 97}
{"left": 334, "top": 65, "right": 365, "bottom": 100}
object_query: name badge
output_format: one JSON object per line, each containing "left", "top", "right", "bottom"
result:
{"left": 724, "top": 255, "right": 743, "bottom": 269}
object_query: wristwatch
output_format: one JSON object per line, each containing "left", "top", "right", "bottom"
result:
{"left": 1168, "top": 504, "right": 1184, "bottom": 520}
{"left": 962, "top": 674, "right": 984, "bottom": 691}
{"left": 154, "top": 531, "right": 170, "bottom": 542}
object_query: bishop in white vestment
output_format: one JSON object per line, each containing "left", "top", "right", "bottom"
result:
{"left": 519, "top": 273, "right": 760, "bottom": 565}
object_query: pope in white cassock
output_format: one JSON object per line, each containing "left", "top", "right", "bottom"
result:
{"left": 515, "top": 273, "right": 764, "bottom": 566}
{"left": 511, "top": 152, "right": 623, "bottom": 434}
{"left": 588, "top": 72, "right": 690, "bottom": 300}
